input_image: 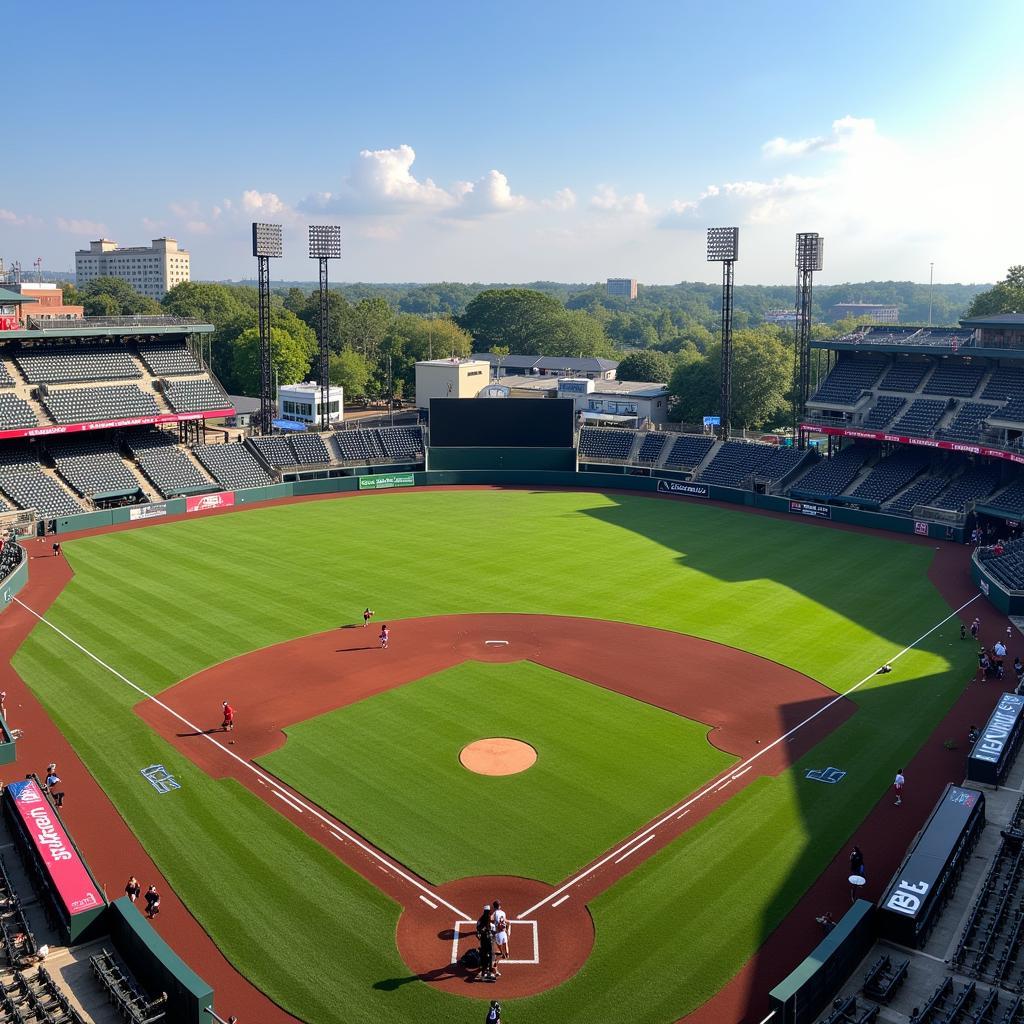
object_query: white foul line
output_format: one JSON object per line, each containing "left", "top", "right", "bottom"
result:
{"left": 614, "top": 834, "right": 655, "bottom": 863}
{"left": 14, "top": 597, "right": 472, "bottom": 922}
{"left": 484, "top": 640, "right": 509, "bottom": 646}
{"left": 419, "top": 894, "right": 438, "bottom": 910}
{"left": 520, "top": 591, "right": 981, "bottom": 917}
{"left": 551, "top": 894, "right": 571, "bottom": 908}
{"left": 272, "top": 789, "right": 304, "bottom": 814}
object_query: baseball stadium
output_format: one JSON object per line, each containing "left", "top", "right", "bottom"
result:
{"left": 0, "top": 306, "right": 1023, "bottom": 1024}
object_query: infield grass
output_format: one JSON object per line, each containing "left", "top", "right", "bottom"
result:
{"left": 260, "top": 660, "right": 734, "bottom": 883}
{"left": 11, "top": 489, "right": 978, "bottom": 1024}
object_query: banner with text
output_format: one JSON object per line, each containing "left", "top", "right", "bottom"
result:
{"left": 4, "top": 779, "right": 103, "bottom": 916}
{"left": 802, "top": 423, "right": 1024, "bottom": 467}
{"left": 129, "top": 502, "right": 169, "bottom": 521}
{"left": 186, "top": 491, "right": 235, "bottom": 513}
{"left": 358, "top": 473, "right": 415, "bottom": 490}
{"left": 0, "top": 409, "right": 234, "bottom": 443}
{"left": 789, "top": 500, "right": 832, "bottom": 519}
{"left": 657, "top": 480, "right": 709, "bottom": 498}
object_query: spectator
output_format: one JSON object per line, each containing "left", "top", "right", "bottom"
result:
{"left": 894, "top": 769, "right": 905, "bottom": 806}
{"left": 849, "top": 846, "right": 864, "bottom": 877}
{"left": 144, "top": 885, "right": 161, "bottom": 919}
{"left": 125, "top": 876, "right": 141, "bottom": 903}
{"left": 971, "top": 618, "right": 981, "bottom": 641}
{"left": 44, "top": 771, "right": 64, "bottom": 808}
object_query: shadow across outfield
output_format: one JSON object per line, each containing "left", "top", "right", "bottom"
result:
{"left": 578, "top": 494, "right": 985, "bottom": 1023}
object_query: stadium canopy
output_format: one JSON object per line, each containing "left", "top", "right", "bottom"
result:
{"left": 271, "top": 418, "right": 307, "bottom": 432}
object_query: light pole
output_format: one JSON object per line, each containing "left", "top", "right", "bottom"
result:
{"left": 308, "top": 225, "right": 342, "bottom": 431}
{"left": 707, "top": 227, "right": 739, "bottom": 440}
{"left": 252, "top": 222, "right": 283, "bottom": 435}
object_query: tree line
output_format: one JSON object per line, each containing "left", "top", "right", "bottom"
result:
{"left": 57, "top": 266, "right": 1017, "bottom": 432}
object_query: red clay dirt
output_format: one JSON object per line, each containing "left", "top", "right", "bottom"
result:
{"left": 0, "top": 486, "right": 1000, "bottom": 1022}
{"left": 136, "top": 613, "right": 852, "bottom": 998}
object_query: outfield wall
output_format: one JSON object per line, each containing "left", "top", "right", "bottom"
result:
{"left": 971, "top": 551, "right": 1022, "bottom": 615}
{"left": 41, "top": 470, "right": 966, "bottom": 544}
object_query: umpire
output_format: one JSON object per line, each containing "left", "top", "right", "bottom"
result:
{"left": 476, "top": 905, "right": 496, "bottom": 981}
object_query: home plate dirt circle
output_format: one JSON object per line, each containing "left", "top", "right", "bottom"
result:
{"left": 460, "top": 738, "right": 538, "bottom": 776}
{"left": 395, "top": 875, "right": 594, "bottom": 998}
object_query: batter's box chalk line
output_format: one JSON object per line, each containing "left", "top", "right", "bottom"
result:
{"left": 484, "top": 640, "right": 510, "bottom": 646}
{"left": 450, "top": 920, "right": 539, "bottom": 965}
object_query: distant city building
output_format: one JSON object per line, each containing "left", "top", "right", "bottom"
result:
{"left": 415, "top": 358, "right": 491, "bottom": 409}
{"left": 764, "top": 308, "right": 799, "bottom": 325}
{"left": 499, "top": 375, "right": 669, "bottom": 426}
{"left": 277, "top": 381, "right": 344, "bottom": 426}
{"left": 830, "top": 302, "right": 899, "bottom": 324}
{"left": 75, "top": 237, "right": 190, "bottom": 300}
{"left": 606, "top": 278, "right": 638, "bottom": 300}
{"left": 3, "top": 282, "right": 83, "bottom": 325}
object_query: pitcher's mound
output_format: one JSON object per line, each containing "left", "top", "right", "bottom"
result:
{"left": 460, "top": 738, "right": 537, "bottom": 776}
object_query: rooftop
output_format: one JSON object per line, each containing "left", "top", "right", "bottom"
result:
{"left": 0, "top": 315, "right": 213, "bottom": 339}
{"left": 471, "top": 353, "right": 619, "bottom": 372}
{"left": 961, "top": 313, "right": 1024, "bottom": 328}
{"left": 0, "top": 288, "right": 37, "bottom": 305}
{"left": 501, "top": 375, "right": 666, "bottom": 397}
{"left": 417, "top": 357, "right": 490, "bottom": 368}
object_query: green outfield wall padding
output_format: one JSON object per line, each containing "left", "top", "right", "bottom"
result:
{"left": 292, "top": 477, "right": 360, "bottom": 496}
{"left": 234, "top": 483, "right": 293, "bottom": 504}
{"left": 108, "top": 897, "right": 214, "bottom": 1024}
{"left": 768, "top": 900, "right": 875, "bottom": 1024}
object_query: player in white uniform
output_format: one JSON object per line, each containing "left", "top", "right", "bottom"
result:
{"left": 491, "top": 900, "right": 509, "bottom": 960}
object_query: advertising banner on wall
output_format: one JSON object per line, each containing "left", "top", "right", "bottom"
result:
{"left": 0, "top": 409, "right": 234, "bottom": 443}
{"left": 358, "top": 474, "right": 415, "bottom": 490}
{"left": 789, "top": 500, "right": 832, "bottom": 519}
{"left": 914, "top": 521, "right": 929, "bottom": 536}
{"left": 186, "top": 491, "right": 235, "bottom": 513}
{"left": 4, "top": 779, "right": 104, "bottom": 916}
{"left": 657, "top": 480, "right": 709, "bottom": 498}
{"left": 129, "top": 503, "right": 169, "bottom": 521}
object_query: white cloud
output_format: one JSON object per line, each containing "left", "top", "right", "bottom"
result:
{"left": 543, "top": 187, "right": 577, "bottom": 211}
{"left": 450, "top": 170, "right": 528, "bottom": 217}
{"left": 590, "top": 185, "right": 649, "bottom": 214}
{"left": 241, "top": 190, "right": 290, "bottom": 217}
{"left": 55, "top": 217, "right": 107, "bottom": 236}
{"left": 762, "top": 115, "right": 876, "bottom": 159}
{"left": 0, "top": 209, "right": 30, "bottom": 226}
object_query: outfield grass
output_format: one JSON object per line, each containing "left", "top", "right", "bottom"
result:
{"left": 10, "top": 490, "right": 977, "bottom": 1024}
{"left": 260, "top": 660, "right": 735, "bottom": 884}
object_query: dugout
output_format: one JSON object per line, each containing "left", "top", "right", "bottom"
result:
{"left": 967, "top": 692, "right": 1024, "bottom": 787}
{"left": 426, "top": 397, "right": 577, "bottom": 471}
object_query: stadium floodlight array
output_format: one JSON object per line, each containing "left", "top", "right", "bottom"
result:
{"left": 308, "top": 225, "right": 342, "bottom": 430}
{"left": 707, "top": 228, "right": 739, "bottom": 440}
{"left": 706, "top": 227, "right": 739, "bottom": 263}
{"left": 795, "top": 232, "right": 824, "bottom": 272}
{"left": 308, "top": 224, "right": 342, "bottom": 260}
{"left": 252, "top": 222, "right": 283, "bottom": 258}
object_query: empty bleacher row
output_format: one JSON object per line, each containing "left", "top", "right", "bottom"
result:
{"left": 791, "top": 445, "right": 870, "bottom": 500}
{"left": 90, "top": 949, "right": 166, "bottom": 1024}
{"left": 247, "top": 427, "right": 426, "bottom": 469}
{"left": 192, "top": 444, "right": 273, "bottom": 490}
{"left": 125, "top": 431, "right": 215, "bottom": 498}
{"left": 0, "top": 338, "right": 227, "bottom": 433}
{"left": 1, "top": 967, "right": 87, "bottom": 1024}
{"left": 979, "top": 538, "right": 1024, "bottom": 593}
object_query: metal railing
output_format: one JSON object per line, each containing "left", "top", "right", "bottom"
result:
{"left": 27, "top": 315, "right": 206, "bottom": 330}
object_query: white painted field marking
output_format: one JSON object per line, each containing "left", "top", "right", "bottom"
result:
{"left": 272, "top": 789, "right": 304, "bottom": 814}
{"left": 614, "top": 834, "right": 655, "bottom": 863}
{"left": 520, "top": 592, "right": 982, "bottom": 917}
{"left": 15, "top": 597, "right": 471, "bottom": 922}
{"left": 757, "top": 1011, "right": 777, "bottom": 1024}
{"left": 731, "top": 766, "right": 752, "bottom": 780}
{"left": 450, "top": 920, "right": 539, "bottom": 965}
{"left": 675, "top": 809, "right": 690, "bottom": 821}
{"left": 329, "top": 830, "right": 347, "bottom": 844}
{"left": 551, "top": 894, "right": 571, "bottom": 908}
{"left": 714, "top": 779, "right": 734, "bottom": 793}
{"left": 419, "top": 895, "right": 438, "bottom": 910}
{"left": 484, "top": 640, "right": 509, "bottom": 646}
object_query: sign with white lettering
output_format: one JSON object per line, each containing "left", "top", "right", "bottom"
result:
{"left": 967, "top": 693, "right": 1024, "bottom": 785}
{"left": 657, "top": 480, "right": 708, "bottom": 498}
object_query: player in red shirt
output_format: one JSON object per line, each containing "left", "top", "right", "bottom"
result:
{"left": 221, "top": 701, "right": 235, "bottom": 732}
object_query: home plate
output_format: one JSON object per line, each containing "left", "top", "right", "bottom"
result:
{"left": 451, "top": 919, "right": 539, "bottom": 965}
{"left": 485, "top": 640, "right": 510, "bottom": 646}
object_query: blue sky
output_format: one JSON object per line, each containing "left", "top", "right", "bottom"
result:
{"left": 4, "top": 0, "right": 1022, "bottom": 284}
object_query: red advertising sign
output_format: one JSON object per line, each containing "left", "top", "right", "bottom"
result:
{"left": 0, "top": 316, "right": 19, "bottom": 332}
{"left": 5, "top": 779, "right": 103, "bottom": 915}
{"left": 802, "top": 424, "right": 1024, "bottom": 468}
{"left": 186, "top": 491, "right": 235, "bottom": 513}
{"left": 0, "top": 408, "right": 234, "bottom": 443}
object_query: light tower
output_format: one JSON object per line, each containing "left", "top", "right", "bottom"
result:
{"left": 252, "top": 223, "right": 283, "bottom": 434}
{"left": 308, "top": 225, "right": 342, "bottom": 431}
{"left": 707, "top": 227, "right": 739, "bottom": 440}
{"left": 793, "top": 231, "right": 824, "bottom": 447}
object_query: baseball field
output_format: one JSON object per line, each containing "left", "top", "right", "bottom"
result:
{"left": 7, "top": 487, "right": 977, "bottom": 1023}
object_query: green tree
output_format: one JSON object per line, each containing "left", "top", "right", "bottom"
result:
{"left": 231, "top": 327, "right": 316, "bottom": 395}
{"left": 80, "top": 276, "right": 162, "bottom": 316}
{"left": 458, "top": 288, "right": 565, "bottom": 353}
{"left": 966, "top": 266, "right": 1024, "bottom": 317}
{"left": 162, "top": 281, "right": 247, "bottom": 324}
{"left": 616, "top": 350, "right": 673, "bottom": 382}
{"left": 328, "top": 350, "right": 371, "bottom": 399}
{"left": 346, "top": 297, "right": 394, "bottom": 360}
{"left": 60, "top": 281, "right": 83, "bottom": 306}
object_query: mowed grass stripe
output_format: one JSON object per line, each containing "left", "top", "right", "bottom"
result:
{"left": 12, "top": 491, "right": 976, "bottom": 1024}
{"left": 260, "top": 661, "right": 734, "bottom": 883}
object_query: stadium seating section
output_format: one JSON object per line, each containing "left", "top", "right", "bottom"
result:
{"left": 810, "top": 358, "right": 885, "bottom": 405}
{"left": 885, "top": 475, "right": 948, "bottom": 516}
{"left": 877, "top": 361, "right": 930, "bottom": 392}
{"left": 49, "top": 440, "right": 141, "bottom": 499}
{"left": 42, "top": 385, "right": 160, "bottom": 425}
{"left": 0, "top": 466, "right": 83, "bottom": 519}
{"left": 135, "top": 447, "right": 214, "bottom": 498}
{"left": 847, "top": 450, "right": 928, "bottom": 505}
{"left": 664, "top": 434, "right": 715, "bottom": 469}
{"left": 0, "top": 364, "right": 15, "bottom": 389}
{"left": 756, "top": 447, "right": 812, "bottom": 482}
{"left": 862, "top": 396, "right": 905, "bottom": 430}
{"left": 985, "top": 479, "right": 1024, "bottom": 517}
{"left": 983, "top": 366, "right": 1024, "bottom": 401}
{"left": 934, "top": 468, "right": 1000, "bottom": 513}
{"left": 791, "top": 445, "right": 869, "bottom": 499}
{"left": 923, "top": 363, "right": 985, "bottom": 397}
{"left": 193, "top": 443, "right": 274, "bottom": 490}
{"left": 578, "top": 428, "right": 635, "bottom": 461}
{"left": 137, "top": 341, "right": 203, "bottom": 376}
{"left": 290, "top": 433, "right": 332, "bottom": 465}
{"left": 15, "top": 345, "right": 141, "bottom": 384}
{"left": 0, "top": 394, "right": 38, "bottom": 430}
{"left": 939, "top": 402, "right": 999, "bottom": 442}
{"left": 992, "top": 395, "right": 1024, "bottom": 424}
{"left": 161, "top": 377, "right": 229, "bottom": 413}
{"left": 979, "top": 538, "right": 1024, "bottom": 591}
{"left": 698, "top": 441, "right": 774, "bottom": 487}
{"left": 636, "top": 433, "right": 667, "bottom": 463}
{"left": 91, "top": 948, "right": 167, "bottom": 1024}
{"left": 891, "top": 399, "right": 947, "bottom": 437}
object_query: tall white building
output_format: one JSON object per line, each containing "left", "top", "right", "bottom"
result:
{"left": 75, "top": 237, "right": 190, "bottom": 300}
